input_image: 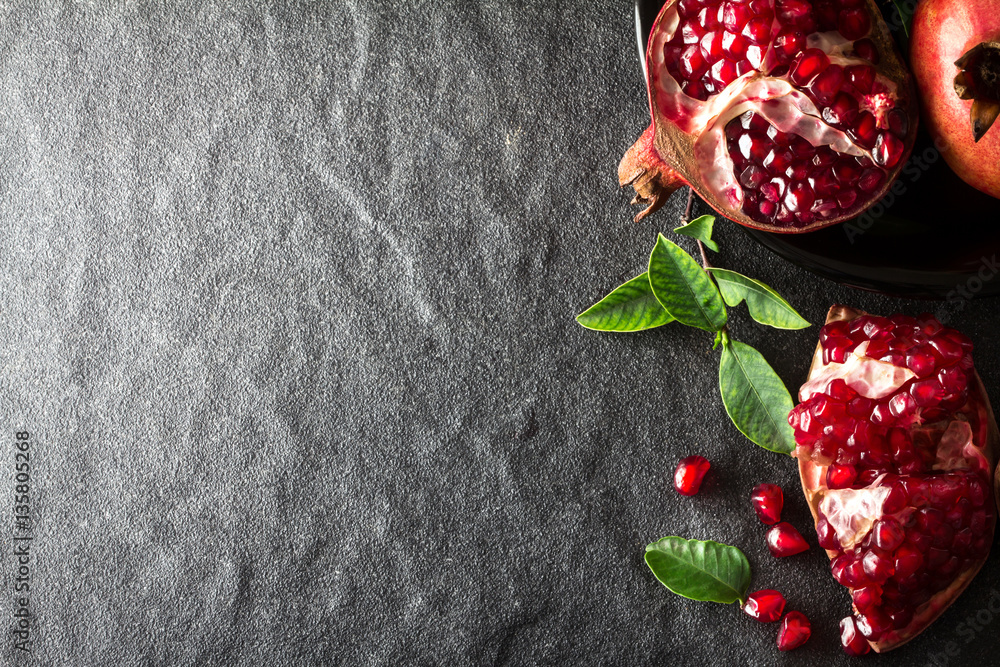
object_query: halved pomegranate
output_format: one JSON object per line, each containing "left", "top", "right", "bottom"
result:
{"left": 790, "top": 305, "right": 998, "bottom": 652}
{"left": 621, "top": 0, "right": 918, "bottom": 232}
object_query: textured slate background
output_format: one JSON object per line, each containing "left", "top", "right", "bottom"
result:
{"left": 1, "top": 1, "right": 998, "bottom": 665}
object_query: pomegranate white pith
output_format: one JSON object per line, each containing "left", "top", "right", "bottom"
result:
{"left": 791, "top": 305, "right": 998, "bottom": 653}
{"left": 621, "top": 0, "right": 917, "bottom": 232}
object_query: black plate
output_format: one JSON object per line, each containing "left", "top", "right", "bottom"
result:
{"left": 634, "top": 1, "right": 1000, "bottom": 299}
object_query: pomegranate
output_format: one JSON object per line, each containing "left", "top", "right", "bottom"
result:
{"left": 621, "top": 0, "right": 918, "bottom": 232}
{"left": 911, "top": 0, "right": 1000, "bottom": 198}
{"left": 790, "top": 305, "right": 998, "bottom": 653}
{"left": 674, "top": 455, "right": 711, "bottom": 494}
{"left": 743, "top": 589, "right": 787, "bottom": 621}
{"left": 750, "top": 483, "right": 784, "bottom": 524}
{"left": 777, "top": 611, "right": 811, "bottom": 650}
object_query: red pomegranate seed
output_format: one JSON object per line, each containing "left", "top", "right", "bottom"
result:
{"left": 783, "top": 181, "right": 815, "bottom": 213}
{"left": 893, "top": 542, "right": 924, "bottom": 578}
{"left": 722, "top": 2, "right": 751, "bottom": 32}
{"left": 850, "top": 111, "right": 879, "bottom": 148}
{"left": 767, "top": 522, "right": 809, "bottom": 557}
{"left": 858, "top": 168, "right": 885, "bottom": 193}
{"left": 700, "top": 31, "right": 723, "bottom": 60}
{"left": 840, "top": 616, "right": 871, "bottom": 656}
{"left": 790, "top": 48, "right": 830, "bottom": 86}
{"left": 777, "top": 611, "right": 811, "bottom": 651}
{"left": 817, "top": 517, "right": 840, "bottom": 550}
{"left": 906, "top": 345, "right": 938, "bottom": 377}
{"left": 853, "top": 586, "right": 881, "bottom": 611}
{"left": 743, "top": 589, "right": 786, "bottom": 622}
{"left": 873, "top": 132, "right": 905, "bottom": 168}
{"left": 822, "top": 92, "right": 859, "bottom": 126}
{"left": 750, "top": 483, "right": 784, "bottom": 524}
{"left": 674, "top": 455, "right": 710, "bottom": 495}
{"left": 857, "top": 607, "right": 892, "bottom": 641}
{"left": 679, "top": 45, "right": 707, "bottom": 78}
{"left": 846, "top": 64, "right": 876, "bottom": 93}
{"left": 853, "top": 37, "right": 880, "bottom": 64}
{"left": 910, "top": 378, "right": 944, "bottom": 407}
{"left": 873, "top": 517, "right": 905, "bottom": 551}
{"left": 827, "top": 464, "right": 857, "bottom": 489}
{"left": 773, "top": 29, "right": 805, "bottom": 63}
{"left": 862, "top": 549, "right": 894, "bottom": 583}
{"left": 742, "top": 17, "right": 771, "bottom": 45}
{"left": 837, "top": 7, "right": 871, "bottom": 40}
{"left": 721, "top": 31, "right": 746, "bottom": 59}
{"left": 809, "top": 66, "right": 844, "bottom": 105}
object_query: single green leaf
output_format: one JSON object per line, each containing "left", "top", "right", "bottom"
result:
{"left": 648, "top": 234, "right": 727, "bottom": 332}
{"left": 719, "top": 337, "right": 796, "bottom": 454}
{"left": 674, "top": 215, "right": 719, "bottom": 252}
{"left": 576, "top": 273, "right": 675, "bottom": 332}
{"left": 709, "top": 268, "right": 810, "bottom": 330}
{"left": 644, "top": 537, "right": 751, "bottom": 604}
{"left": 889, "top": 0, "right": 913, "bottom": 38}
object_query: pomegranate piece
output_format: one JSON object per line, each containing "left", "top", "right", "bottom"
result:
{"left": 674, "top": 455, "right": 711, "bottom": 495}
{"left": 750, "top": 483, "right": 783, "bottom": 524}
{"left": 620, "top": 0, "right": 918, "bottom": 232}
{"left": 777, "top": 611, "right": 811, "bottom": 651}
{"left": 794, "top": 306, "right": 998, "bottom": 653}
{"left": 743, "top": 589, "right": 786, "bottom": 622}
{"left": 766, "top": 522, "right": 809, "bottom": 557}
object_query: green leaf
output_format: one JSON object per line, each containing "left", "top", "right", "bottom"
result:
{"left": 576, "top": 273, "right": 675, "bottom": 332}
{"left": 719, "top": 337, "right": 796, "bottom": 454}
{"left": 644, "top": 537, "right": 751, "bottom": 605}
{"left": 889, "top": 0, "right": 914, "bottom": 38}
{"left": 648, "top": 234, "right": 727, "bottom": 333}
{"left": 709, "top": 268, "right": 810, "bottom": 330}
{"left": 674, "top": 215, "right": 719, "bottom": 252}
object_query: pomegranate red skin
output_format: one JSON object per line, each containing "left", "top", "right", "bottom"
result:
{"left": 911, "top": 0, "right": 1000, "bottom": 199}
{"left": 797, "top": 305, "right": 1000, "bottom": 654}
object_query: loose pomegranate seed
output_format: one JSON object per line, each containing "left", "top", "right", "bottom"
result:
{"left": 742, "top": 589, "right": 786, "bottom": 622}
{"left": 840, "top": 616, "right": 871, "bottom": 656}
{"left": 777, "top": 611, "right": 811, "bottom": 651}
{"left": 750, "top": 483, "right": 783, "bottom": 524}
{"left": 674, "top": 455, "right": 710, "bottom": 496}
{"left": 767, "top": 522, "right": 809, "bottom": 557}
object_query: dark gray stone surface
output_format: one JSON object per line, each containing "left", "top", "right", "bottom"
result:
{"left": 0, "top": 1, "right": 997, "bottom": 665}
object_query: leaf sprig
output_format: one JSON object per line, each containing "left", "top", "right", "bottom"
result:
{"left": 575, "top": 208, "right": 808, "bottom": 454}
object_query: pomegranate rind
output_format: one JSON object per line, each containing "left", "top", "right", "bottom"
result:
{"left": 623, "top": 0, "right": 919, "bottom": 233}
{"left": 797, "top": 305, "right": 998, "bottom": 653}
{"left": 910, "top": 0, "right": 1000, "bottom": 199}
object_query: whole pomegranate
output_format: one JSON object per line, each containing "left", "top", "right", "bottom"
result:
{"left": 789, "top": 305, "right": 998, "bottom": 653}
{"left": 911, "top": 0, "right": 1000, "bottom": 199}
{"left": 621, "top": 0, "right": 918, "bottom": 232}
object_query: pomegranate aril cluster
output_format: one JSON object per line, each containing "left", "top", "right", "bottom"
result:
{"left": 789, "top": 314, "right": 976, "bottom": 471}
{"left": 725, "top": 108, "right": 904, "bottom": 228}
{"left": 664, "top": 0, "right": 881, "bottom": 101}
